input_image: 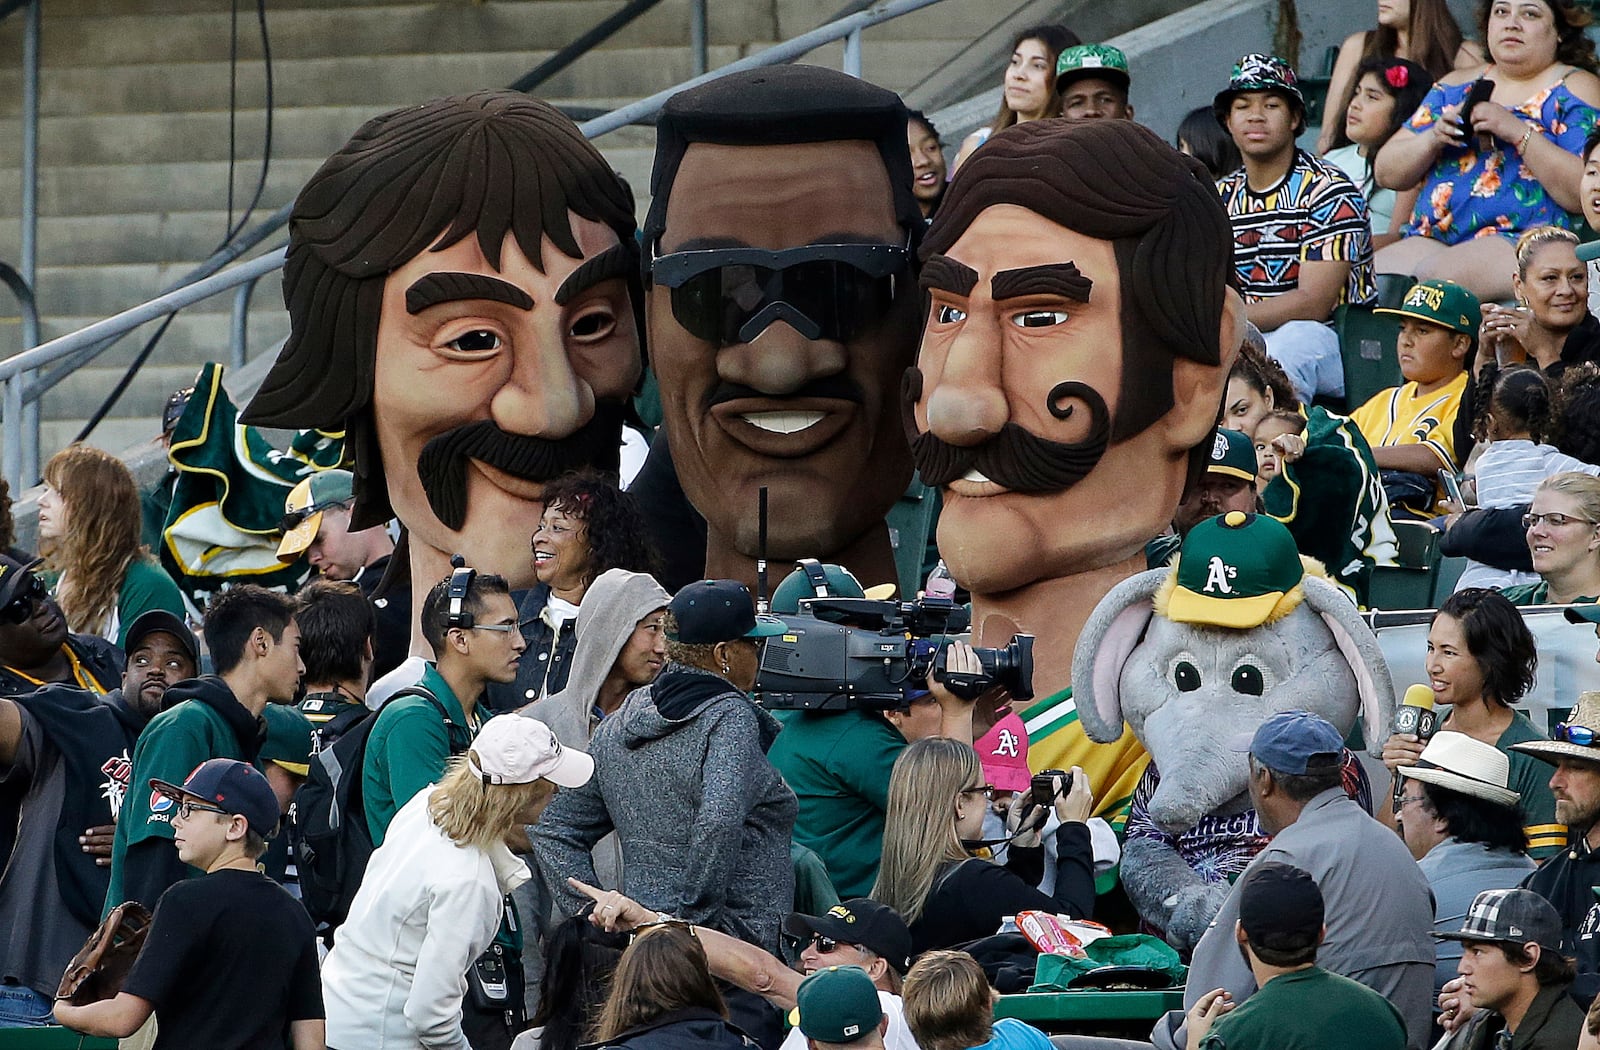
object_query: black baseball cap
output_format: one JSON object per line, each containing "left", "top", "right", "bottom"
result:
{"left": 667, "top": 579, "right": 787, "bottom": 644}
{"left": 1238, "top": 862, "right": 1323, "bottom": 953}
{"left": 0, "top": 554, "right": 44, "bottom": 610}
{"left": 150, "top": 758, "right": 280, "bottom": 838}
{"left": 123, "top": 609, "right": 200, "bottom": 670}
{"left": 785, "top": 898, "right": 913, "bottom": 976}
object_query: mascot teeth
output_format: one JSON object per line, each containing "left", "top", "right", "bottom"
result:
{"left": 742, "top": 411, "right": 824, "bottom": 435}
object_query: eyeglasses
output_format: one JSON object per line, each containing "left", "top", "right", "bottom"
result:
{"left": 1395, "top": 794, "right": 1427, "bottom": 808}
{"left": 0, "top": 576, "right": 48, "bottom": 626}
{"left": 959, "top": 784, "right": 995, "bottom": 801}
{"left": 1556, "top": 722, "right": 1600, "bottom": 747}
{"left": 649, "top": 240, "right": 908, "bottom": 347}
{"left": 1522, "top": 512, "right": 1598, "bottom": 530}
{"left": 466, "top": 623, "right": 519, "bottom": 634}
{"left": 176, "top": 800, "right": 230, "bottom": 820}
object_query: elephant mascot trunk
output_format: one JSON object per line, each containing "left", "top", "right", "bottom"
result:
{"left": 1072, "top": 511, "right": 1394, "bottom": 948}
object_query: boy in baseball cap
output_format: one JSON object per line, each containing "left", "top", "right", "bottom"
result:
{"left": 55, "top": 758, "right": 324, "bottom": 1046}
{"left": 789, "top": 966, "right": 887, "bottom": 1050}
{"left": 1353, "top": 279, "right": 1479, "bottom": 518}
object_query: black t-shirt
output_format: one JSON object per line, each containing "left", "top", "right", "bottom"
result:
{"left": 124, "top": 867, "right": 323, "bottom": 1049}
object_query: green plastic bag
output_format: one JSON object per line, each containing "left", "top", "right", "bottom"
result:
{"left": 1028, "top": 934, "right": 1188, "bottom": 992}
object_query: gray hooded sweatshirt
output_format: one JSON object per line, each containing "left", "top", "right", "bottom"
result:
{"left": 530, "top": 663, "right": 797, "bottom": 953}
{"left": 523, "top": 567, "right": 669, "bottom": 888}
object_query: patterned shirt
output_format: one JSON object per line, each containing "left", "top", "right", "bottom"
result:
{"left": 1218, "top": 149, "right": 1377, "bottom": 312}
{"left": 1405, "top": 71, "right": 1600, "bottom": 245}
{"left": 1125, "top": 751, "right": 1373, "bottom": 890}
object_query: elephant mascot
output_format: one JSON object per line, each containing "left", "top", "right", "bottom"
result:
{"left": 1074, "top": 509, "right": 1395, "bottom": 950}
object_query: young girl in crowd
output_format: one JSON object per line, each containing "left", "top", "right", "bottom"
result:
{"left": 1456, "top": 365, "right": 1600, "bottom": 589}
{"left": 951, "top": 24, "right": 1079, "bottom": 172}
{"left": 1252, "top": 409, "right": 1307, "bottom": 489}
{"left": 37, "top": 444, "right": 186, "bottom": 647}
{"left": 1317, "top": 0, "right": 1482, "bottom": 153}
{"left": 1175, "top": 105, "right": 1241, "bottom": 181}
{"left": 1326, "top": 58, "right": 1432, "bottom": 248}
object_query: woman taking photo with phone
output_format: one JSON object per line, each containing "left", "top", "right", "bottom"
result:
{"left": 870, "top": 738, "right": 1095, "bottom": 955}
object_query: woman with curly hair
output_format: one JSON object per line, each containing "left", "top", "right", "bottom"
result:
{"left": 492, "top": 470, "right": 660, "bottom": 709}
{"left": 37, "top": 445, "right": 186, "bottom": 647}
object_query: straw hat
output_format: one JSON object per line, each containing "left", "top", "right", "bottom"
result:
{"left": 1512, "top": 692, "right": 1600, "bottom": 766}
{"left": 1399, "top": 732, "right": 1520, "bottom": 808}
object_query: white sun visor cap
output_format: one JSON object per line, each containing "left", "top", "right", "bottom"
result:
{"left": 468, "top": 714, "right": 594, "bottom": 788}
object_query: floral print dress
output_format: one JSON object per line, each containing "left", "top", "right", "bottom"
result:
{"left": 1404, "top": 68, "right": 1599, "bottom": 245}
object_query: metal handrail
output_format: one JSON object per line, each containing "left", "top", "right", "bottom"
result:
{"left": 509, "top": 0, "right": 669, "bottom": 94}
{"left": 0, "top": 0, "right": 949, "bottom": 489}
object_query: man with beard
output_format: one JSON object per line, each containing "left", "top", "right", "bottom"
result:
{"left": 1499, "top": 692, "right": 1600, "bottom": 1009}
{"left": 103, "top": 586, "right": 303, "bottom": 913}
{"left": 629, "top": 65, "right": 923, "bottom": 593}
{"left": 241, "top": 91, "right": 644, "bottom": 662}
{"left": 909, "top": 118, "right": 1244, "bottom": 825}
{"left": 0, "top": 611, "right": 198, "bottom": 1028}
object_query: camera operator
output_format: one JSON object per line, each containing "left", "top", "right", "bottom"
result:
{"left": 768, "top": 573, "right": 987, "bottom": 898}
{"left": 870, "top": 738, "right": 1094, "bottom": 955}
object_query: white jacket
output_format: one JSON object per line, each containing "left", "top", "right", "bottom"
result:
{"left": 322, "top": 788, "right": 530, "bottom": 1050}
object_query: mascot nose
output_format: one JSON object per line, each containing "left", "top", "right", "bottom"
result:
{"left": 925, "top": 326, "right": 1007, "bottom": 445}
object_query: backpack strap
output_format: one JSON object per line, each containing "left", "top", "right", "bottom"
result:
{"left": 383, "top": 685, "right": 473, "bottom": 755}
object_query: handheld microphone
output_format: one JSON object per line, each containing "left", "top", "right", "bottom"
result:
{"left": 1392, "top": 684, "right": 1438, "bottom": 808}
{"left": 1393, "top": 684, "right": 1438, "bottom": 741}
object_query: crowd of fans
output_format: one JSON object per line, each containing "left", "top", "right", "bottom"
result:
{"left": 16, "top": 2, "right": 1600, "bottom": 1050}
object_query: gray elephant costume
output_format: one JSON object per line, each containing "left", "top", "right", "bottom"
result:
{"left": 1074, "top": 511, "right": 1395, "bottom": 949}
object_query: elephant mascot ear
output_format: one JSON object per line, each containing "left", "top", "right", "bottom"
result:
{"left": 1072, "top": 568, "right": 1169, "bottom": 744}
{"left": 1301, "top": 575, "right": 1397, "bottom": 756}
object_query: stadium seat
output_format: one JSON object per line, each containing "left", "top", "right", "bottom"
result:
{"left": 1334, "top": 304, "right": 1403, "bottom": 411}
{"left": 1368, "top": 520, "right": 1441, "bottom": 610}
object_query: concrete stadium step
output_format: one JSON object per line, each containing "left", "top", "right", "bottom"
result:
{"left": 0, "top": 309, "right": 288, "bottom": 365}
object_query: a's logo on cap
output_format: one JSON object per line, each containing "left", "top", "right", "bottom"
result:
{"left": 1211, "top": 433, "right": 1227, "bottom": 460}
{"left": 993, "top": 728, "right": 1020, "bottom": 757}
{"left": 1407, "top": 284, "right": 1445, "bottom": 311}
{"left": 1204, "top": 556, "right": 1238, "bottom": 595}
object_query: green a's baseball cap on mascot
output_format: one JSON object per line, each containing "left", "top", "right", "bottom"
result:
{"left": 1168, "top": 511, "right": 1303, "bottom": 629}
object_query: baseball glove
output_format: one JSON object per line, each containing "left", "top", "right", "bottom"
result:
{"left": 55, "top": 900, "right": 153, "bottom": 1006}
